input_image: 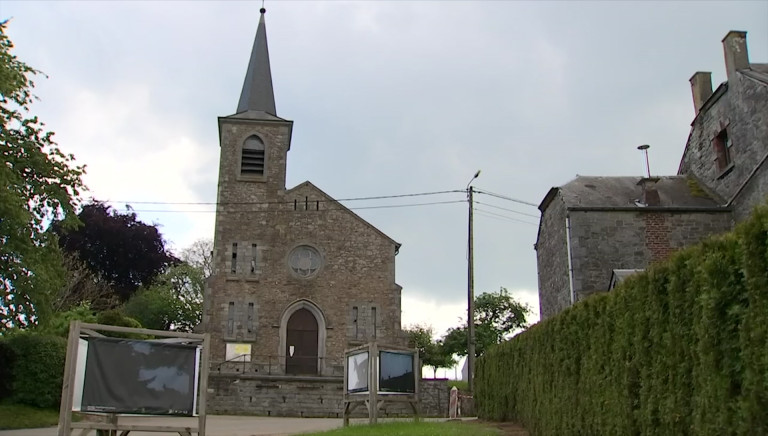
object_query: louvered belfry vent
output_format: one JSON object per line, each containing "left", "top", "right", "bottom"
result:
{"left": 241, "top": 135, "right": 265, "bottom": 176}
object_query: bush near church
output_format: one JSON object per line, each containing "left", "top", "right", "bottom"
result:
{"left": 476, "top": 204, "right": 768, "bottom": 436}
{"left": 0, "top": 333, "right": 66, "bottom": 409}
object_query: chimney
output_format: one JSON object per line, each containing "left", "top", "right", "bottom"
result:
{"left": 637, "top": 177, "right": 661, "bottom": 207}
{"left": 722, "top": 31, "right": 749, "bottom": 81}
{"left": 689, "top": 72, "right": 713, "bottom": 115}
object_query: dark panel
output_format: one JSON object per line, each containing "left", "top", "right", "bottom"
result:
{"left": 379, "top": 351, "right": 415, "bottom": 393}
{"left": 81, "top": 337, "right": 198, "bottom": 415}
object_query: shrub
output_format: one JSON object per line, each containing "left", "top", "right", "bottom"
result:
{"left": 476, "top": 204, "right": 768, "bottom": 436}
{"left": 2, "top": 332, "right": 66, "bottom": 409}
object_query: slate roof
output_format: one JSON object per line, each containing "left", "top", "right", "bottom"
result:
{"left": 234, "top": 9, "right": 277, "bottom": 119}
{"left": 539, "top": 175, "right": 725, "bottom": 212}
{"left": 609, "top": 269, "right": 644, "bottom": 290}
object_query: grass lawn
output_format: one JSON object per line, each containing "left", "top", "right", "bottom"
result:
{"left": 0, "top": 402, "right": 60, "bottom": 430}
{"left": 301, "top": 421, "right": 500, "bottom": 436}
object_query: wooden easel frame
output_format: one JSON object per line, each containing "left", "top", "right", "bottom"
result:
{"left": 57, "top": 321, "right": 211, "bottom": 436}
{"left": 342, "top": 342, "right": 420, "bottom": 426}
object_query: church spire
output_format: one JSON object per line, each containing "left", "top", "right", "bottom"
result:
{"left": 236, "top": 8, "right": 276, "bottom": 115}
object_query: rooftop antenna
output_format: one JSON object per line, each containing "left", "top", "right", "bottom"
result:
{"left": 637, "top": 144, "right": 651, "bottom": 178}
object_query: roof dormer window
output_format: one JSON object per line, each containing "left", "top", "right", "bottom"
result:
{"left": 241, "top": 135, "right": 265, "bottom": 176}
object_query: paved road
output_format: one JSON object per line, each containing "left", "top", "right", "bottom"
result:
{"left": 0, "top": 415, "right": 456, "bottom": 436}
{"left": 0, "top": 415, "right": 344, "bottom": 436}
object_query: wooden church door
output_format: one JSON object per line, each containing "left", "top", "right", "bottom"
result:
{"left": 286, "top": 308, "right": 319, "bottom": 375}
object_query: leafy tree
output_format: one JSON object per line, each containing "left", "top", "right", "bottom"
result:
{"left": 0, "top": 20, "right": 86, "bottom": 330}
{"left": 53, "top": 253, "right": 117, "bottom": 313}
{"left": 404, "top": 324, "right": 456, "bottom": 378}
{"left": 95, "top": 309, "right": 149, "bottom": 339}
{"left": 36, "top": 301, "right": 97, "bottom": 337}
{"left": 54, "top": 202, "right": 178, "bottom": 303}
{"left": 442, "top": 287, "right": 531, "bottom": 358}
{"left": 181, "top": 237, "right": 213, "bottom": 278}
{"left": 122, "top": 262, "right": 203, "bottom": 332}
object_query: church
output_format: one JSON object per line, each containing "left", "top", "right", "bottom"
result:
{"left": 201, "top": 9, "right": 408, "bottom": 416}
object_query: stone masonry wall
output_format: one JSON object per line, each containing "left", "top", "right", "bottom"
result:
{"left": 568, "top": 210, "right": 732, "bottom": 301}
{"left": 732, "top": 162, "right": 768, "bottom": 222}
{"left": 207, "top": 375, "right": 450, "bottom": 418}
{"left": 535, "top": 194, "right": 571, "bottom": 320}
{"left": 679, "top": 73, "right": 768, "bottom": 213}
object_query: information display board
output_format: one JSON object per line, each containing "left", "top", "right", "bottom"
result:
{"left": 346, "top": 351, "right": 369, "bottom": 393}
{"left": 378, "top": 350, "right": 415, "bottom": 394}
{"left": 74, "top": 337, "right": 201, "bottom": 416}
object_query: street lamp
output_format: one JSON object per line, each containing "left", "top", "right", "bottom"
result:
{"left": 466, "top": 170, "right": 480, "bottom": 393}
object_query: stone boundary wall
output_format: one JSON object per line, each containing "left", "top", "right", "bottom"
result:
{"left": 207, "top": 375, "right": 455, "bottom": 417}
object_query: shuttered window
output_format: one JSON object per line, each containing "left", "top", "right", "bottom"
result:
{"left": 241, "top": 135, "right": 265, "bottom": 176}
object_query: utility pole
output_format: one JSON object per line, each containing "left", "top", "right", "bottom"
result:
{"left": 466, "top": 170, "right": 480, "bottom": 393}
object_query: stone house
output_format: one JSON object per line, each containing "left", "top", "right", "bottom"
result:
{"left": 536, "top": 30, "right": 768, "bottom": 320}
{"left": 202, "top": 10, "right": 420, "bottom": 416}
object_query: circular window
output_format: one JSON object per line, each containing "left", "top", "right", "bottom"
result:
{"left": 288, "top": 245, "right": 322, "bottom": 278}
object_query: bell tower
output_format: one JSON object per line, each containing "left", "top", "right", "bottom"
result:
{"left": 216, "top": 7, "right": 293, "bottom": 203}
{"left": 206, "top": 8, "right": 293, "bottom": 353}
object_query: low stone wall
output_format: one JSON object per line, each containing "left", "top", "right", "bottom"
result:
{"left": 207, "top": 375, "right": 454, "bottom": 417}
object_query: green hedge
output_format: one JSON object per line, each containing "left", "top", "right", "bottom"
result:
{"left": 476, "top": 205, "right": 768, "bottom": 435}
{"left": 0, "top": 333, "right": 67, "bottom": 409}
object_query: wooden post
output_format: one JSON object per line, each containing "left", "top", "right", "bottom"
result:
{"left": 198, "top": 333, "right": 211, "bottom": 436}
{"left": 368, "top": 342, "right": 378, "bottom": 425}
{"left": 58, "top": 320, "right": 81, "bottom": 436}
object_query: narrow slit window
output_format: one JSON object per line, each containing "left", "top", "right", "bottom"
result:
{"left": 247, "top": 303, "right": 254, "bottom": 333}
{"left": 250, "top": 244, "right": 257, "bottom": 274}
{"left": 352, "top": 306, "right": 358, "bottom": 339}
{"left": 241, "top": 135, "right": 265, "bottom": 176}
{"left": 227, "top": 302, "right": 235, "bottom": 336}
{"left": 713, "top": 129, "right": 733, "bottom": 172}
{"left": 231, "top": 243, "right": 238, "bottom": 274}
{"left": 371, "top": 307, "right": 377, "bottom": 338}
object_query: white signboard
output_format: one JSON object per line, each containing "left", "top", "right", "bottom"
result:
{"left": 225, "top": 343, "right": 252, "bottom": 362}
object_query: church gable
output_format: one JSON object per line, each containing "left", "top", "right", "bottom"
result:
{"left": 285, "top": 181, "right": 401, "bottom": 252}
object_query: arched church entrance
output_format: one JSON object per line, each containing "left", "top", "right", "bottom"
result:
{"left": 285, "top": 308, "right": 319, "bottom": 375}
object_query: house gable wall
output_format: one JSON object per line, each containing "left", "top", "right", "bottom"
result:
{"left": 679, "top": 75, "right": 768, "bottom": 216}
{"left": 535, "top": 192, "right": 570, "bottom": 320}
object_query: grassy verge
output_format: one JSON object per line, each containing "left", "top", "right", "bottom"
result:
{"left": 0, "top": 402, "right": 60, "bottom": 430}
{"left": 302, "top": 421, "right": 499, "bottom": 435}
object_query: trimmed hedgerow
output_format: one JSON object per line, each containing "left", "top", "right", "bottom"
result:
{"left": 0, "top": 339, "right": 14, "bottom": 401}
{"left": 1, "top": 332, "right": 67, "bottom": 409}
{"left": 476, "top": 204, "right": 768, "bottom": 436}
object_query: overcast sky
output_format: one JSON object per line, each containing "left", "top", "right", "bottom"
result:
{"left": 3, "top": 1, "right": 767, "bottom": 345}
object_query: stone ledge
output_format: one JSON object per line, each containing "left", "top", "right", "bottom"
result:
{"left": 210, "top": 373, "right": 344, "bottom": 383}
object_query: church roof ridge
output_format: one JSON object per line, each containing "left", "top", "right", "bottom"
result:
{"left": 235, "top": 8, "right": 277, "bottom": 117}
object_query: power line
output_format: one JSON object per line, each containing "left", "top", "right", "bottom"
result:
{"left": 473, "top": 187, "right": 539, "bottom": 208}
{"left": 109, "top": 189, "right": 464, "bottom": 206}
{"left": 474, "top": 208, "right": 538, "bottom": 226}
{"left": 474, "top": 200, "right": 540, "bottom": 218}
{"left": 124, "top": 199, "right": 466, "bottom": 214}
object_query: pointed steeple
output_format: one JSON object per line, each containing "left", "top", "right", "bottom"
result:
{"left": 236, "top": 8, "right": 276, "bottom": 116}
